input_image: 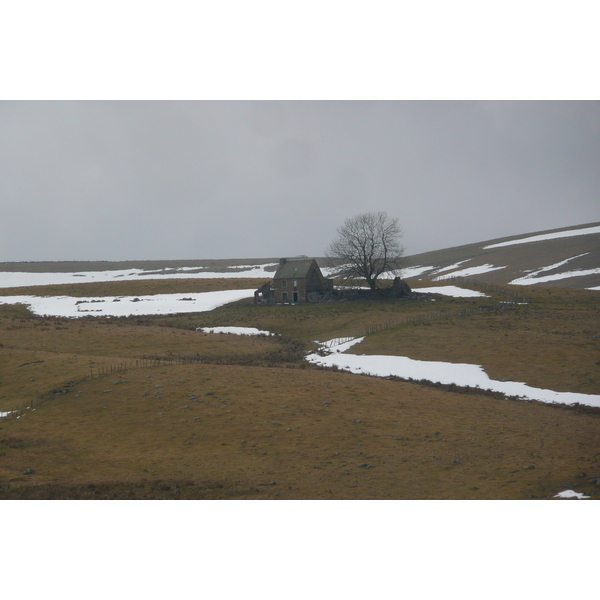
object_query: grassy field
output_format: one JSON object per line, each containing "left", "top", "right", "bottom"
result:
{"left": 1, "top": 276, "right": 599, "bottom": 499}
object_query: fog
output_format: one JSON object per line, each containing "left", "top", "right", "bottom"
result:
{"left": 1, "top": 101, "right": 599, "bottom": 261}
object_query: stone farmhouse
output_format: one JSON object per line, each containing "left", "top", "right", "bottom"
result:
{"left": 254, "top": 258, "right": 334, "bottom": 304}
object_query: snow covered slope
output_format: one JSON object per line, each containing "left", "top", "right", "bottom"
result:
{"left": 400, "top": 221, "right": 600, "bottom": 289}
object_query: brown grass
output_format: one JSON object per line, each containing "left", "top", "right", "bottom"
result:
{"left": 1, "top": 363, "right": 599, "bottom": 499}
{"left": 1, "top": 278, "right": 599, "bottom": 499}
{"left": 0, "top": 313, "right": 286, "bottom": 412}
{"left": 355, "top": 303, "right": 600, "bottom": 394}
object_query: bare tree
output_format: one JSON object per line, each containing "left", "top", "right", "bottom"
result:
{"left": 326, "top": 212, "right": 404, "bottom": 291}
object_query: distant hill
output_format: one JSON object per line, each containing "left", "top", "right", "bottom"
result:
{"left": 1, "top": 222, "right": 598, "bottom": 291}
{"left": 399, "top": 222, "right": 600, "bottom": 289}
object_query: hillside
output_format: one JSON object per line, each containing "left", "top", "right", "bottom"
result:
{"left": 401, "top": 222, "right": 600, "bottom": 289}
{"left": 1, "top": 222, "right": 598, "bottom": 292}
{"left": 0, "top": 222, "right": 599, "bottom": 500}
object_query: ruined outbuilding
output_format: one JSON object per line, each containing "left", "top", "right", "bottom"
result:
{"left": 254, "top": 258, "right": 334, "bottom": 304}
{"left": 392, "top": 277, "right": 412, "bottom": 298}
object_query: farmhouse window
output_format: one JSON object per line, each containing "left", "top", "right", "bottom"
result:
{"left": 282, "top": 280, "right": 287, "bottom": 288}
{"left": 282, "top": 292, "right": 288, "bottom": 301}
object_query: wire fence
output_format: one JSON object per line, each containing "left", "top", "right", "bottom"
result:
{"left": 0, "top": 350, "right": 300, "bottom": 421}
{"left": 324, "top": 300, "right": 521, "bottom": 346}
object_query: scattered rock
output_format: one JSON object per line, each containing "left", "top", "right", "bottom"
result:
{"left": 575, "top": 472, "right": 587, "bottom": 478}
{"left": 524, "top": 465, "right": 536, "bottom": 470}
{"left": 23, "top": 468, "right": 35, "bottom": 475}
{"left": 470, "top": 486, "right": 478, "bottom": 490}
{"left": 352, "top": 420, "right": 361, "bottom": 424}
{"left": 272, "top": 421, "right": 282, "bottom": 426}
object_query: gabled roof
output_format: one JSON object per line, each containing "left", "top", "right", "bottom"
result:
{"left": 273, "top": 258, "right": 319, "bottom": 280}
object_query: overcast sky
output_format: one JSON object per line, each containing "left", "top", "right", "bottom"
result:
{"left": 1, "top": 100, "right": 599, "bottom": 262}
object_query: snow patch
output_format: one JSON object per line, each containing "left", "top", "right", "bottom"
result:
{"left": 511, "top": 267, "right": 600, "bottom": 285}
{"left": 198, "top": 326, "right": 276, "bottom": 336}
{"left": 413, "top": 286, "right": 488, "bottom": 298}
{"left": 434, "top": 264, "right": 505, "bottom": 280}
{"left": 0, "top": 264, "right": 278, "bottom": 289}
{"left": 316, "top": 337, "right": 366, "bottom": 354}
{"left": 431, "top": 260, "right": 471, "bottom": 275}
{"left": 483, "top": 225, "right": 600, "bottom": 249}
{"left": 305, "top": 340, "right": 600, "bottom": 408}
{"left": 509, "top": 254, "right": 590, "bottom": 285}
{"left": 398, "top": 266, "right": 437, "bottom": 279}
{"left": 0, "top": 289, "right": 256, "bottom": 318}
{"left": 554, "top": 490, "right": 590, "bottom": 499}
